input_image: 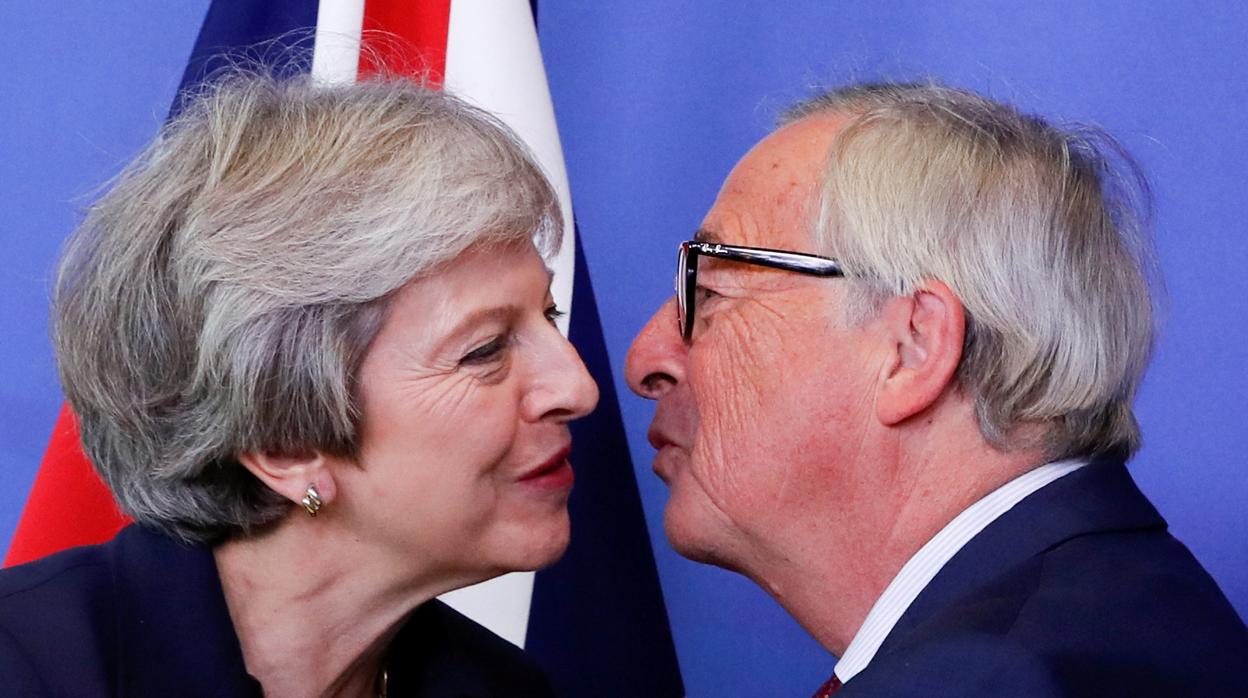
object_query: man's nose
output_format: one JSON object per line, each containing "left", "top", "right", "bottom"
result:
{"left": 625, "top": 298, "right": 687, "bottom": 400}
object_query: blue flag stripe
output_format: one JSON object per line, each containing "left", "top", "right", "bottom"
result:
{"left": 527, "top": 231, "right": 685, "bottom": 696}
{"left": 175, "top": 0, "right": 318, "bottom": 115}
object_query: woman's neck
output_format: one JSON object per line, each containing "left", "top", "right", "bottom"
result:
{"left": 212, "top": 515, "right": 449, "bottom": 698}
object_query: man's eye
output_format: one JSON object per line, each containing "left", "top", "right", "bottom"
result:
{"left": 693, "top": 286, "right": 720, "bottom": 310}
{"left": 544, "top": 304, "right": 565, "bottom": 325}
{"left": 461, "top": 337, "right": 508, "bottom": 365}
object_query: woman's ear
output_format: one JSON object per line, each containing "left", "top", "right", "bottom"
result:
{"left": 237, "top": 450, "right": 338, "bottom": 511}
{"left": 875, "top": 280, "right": 965, "bottom": 426}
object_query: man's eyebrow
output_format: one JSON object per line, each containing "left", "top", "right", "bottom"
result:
{"left": 693, "top": 228, "right": 723, "bottom": 243}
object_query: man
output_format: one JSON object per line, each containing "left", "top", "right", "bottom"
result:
{"left": 625, "top": 82, "right": 1248, "bottom": 696}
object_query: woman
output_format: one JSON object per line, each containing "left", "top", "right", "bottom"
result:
{"left": 0, "top": 72, "right": 597, "bottom": 697}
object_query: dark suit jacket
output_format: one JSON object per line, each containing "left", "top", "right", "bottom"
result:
{"left": 840, "top": 461, "right": 1248, "bottom": 697}
{"left": 0, "top": 525, "right": 555, "bottom": 697}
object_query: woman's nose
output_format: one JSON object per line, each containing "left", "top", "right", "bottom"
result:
{"left": 625, "top": 298, "right": 686, "bottom": 401}
{"left": 528, "top": 329, "right": 600, "bottom": 423}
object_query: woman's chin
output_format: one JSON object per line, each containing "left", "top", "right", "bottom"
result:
{"left": 498, "top": 511, "right": 572, "bottom": 572}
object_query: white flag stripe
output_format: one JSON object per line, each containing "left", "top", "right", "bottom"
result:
{"left": 434, "top": 0, "right": 578, "bottom": 649}
{"left": 436, "top": 572, "right": 535, "bottom": 649}
{"left": 444, "top": 0, "right": 576, "bottom": 337}
{"left": 311, "top": 0, "right": 365, "bottom": 85}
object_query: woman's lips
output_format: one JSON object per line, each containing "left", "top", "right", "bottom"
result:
{"left": 519, "top": 448, "right": 574, "bottom": 490}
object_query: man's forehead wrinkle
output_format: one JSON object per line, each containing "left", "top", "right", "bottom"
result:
{"left": 704, "top": 200, "right": 772, "bottom": 246}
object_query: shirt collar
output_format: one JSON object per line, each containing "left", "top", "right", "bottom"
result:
{"left": 833, "top": 458, "right": 1088, "bottom": 684}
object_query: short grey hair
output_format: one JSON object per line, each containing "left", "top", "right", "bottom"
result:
{"left": 54, "top": 72, "right": 561, "bottom": 543}
{"left": 784, "top": 82, "right": 1155, "bottom": 460}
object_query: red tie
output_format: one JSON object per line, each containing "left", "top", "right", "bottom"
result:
{"left": 812, "top": 674, "right": 842, "bottom": 698}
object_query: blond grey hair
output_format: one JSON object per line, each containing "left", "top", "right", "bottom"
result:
{"left": 54, "top": 72, "right": 560, "bottom": 542}
{"left": 785, "top": 83, "right": 1155, "bottom": 460}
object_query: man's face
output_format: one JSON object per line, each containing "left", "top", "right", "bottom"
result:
{"left": 626, "top": 115, "right": 894, "bottom": 574}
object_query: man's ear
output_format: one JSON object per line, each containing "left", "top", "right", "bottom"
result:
{"left": 875, "top": 280, "right": 965, "bottom": 426}
{"left": 237, "top": 449, "right": 337, "bottom": 509}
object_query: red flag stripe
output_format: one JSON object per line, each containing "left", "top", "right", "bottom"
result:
{"left": 3, "top": 406, "right": 130, "bottom": 567}
{"left": 359, "top": 0, "right": 451, "bottom": 84}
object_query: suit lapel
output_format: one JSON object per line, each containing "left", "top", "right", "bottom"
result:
{"left": 108, "top": 526, "right": 261, "bottom": 697}
{"left": 876, "top": 460, "right": 1166, "bottom": 657}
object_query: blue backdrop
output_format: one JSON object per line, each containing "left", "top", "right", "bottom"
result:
{"left": 2, "top": 3, "right": 1245, "bottom": 696}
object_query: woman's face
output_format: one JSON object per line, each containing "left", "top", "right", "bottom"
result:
{"left": 337, "top": 241, "right": 597, "bottom": 585}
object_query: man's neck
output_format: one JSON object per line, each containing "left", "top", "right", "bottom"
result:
{"left": 750, "top": 427, "right": 1045, "bottom": 656}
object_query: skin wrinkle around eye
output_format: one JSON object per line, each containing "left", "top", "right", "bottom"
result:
{"left": 692, "top": 268, "right": 823, "bottom": 343}
{"left": 697, "top": 274, "right": 887, "bottom": 549}
{"left": 690, "top": 294, "right": 791, "bottom": 532}
{"left": 367, "top": 308, "right": 507, "bottom": 417}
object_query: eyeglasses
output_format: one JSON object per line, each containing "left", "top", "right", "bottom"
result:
{"left": 675, "top": 240, "right": 844, "bottom": 341}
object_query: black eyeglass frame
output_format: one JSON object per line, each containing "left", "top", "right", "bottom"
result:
{"left": 676, "top": 240, "right": 845, "bottom": 341}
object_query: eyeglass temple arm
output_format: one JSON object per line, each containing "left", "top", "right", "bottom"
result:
{"left": 688, "top": 243, "right": 844, "bottom": 277}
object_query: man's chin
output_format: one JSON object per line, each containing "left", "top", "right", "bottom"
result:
{"left": 663, "top": 502, "right": 739, "bottom": 570}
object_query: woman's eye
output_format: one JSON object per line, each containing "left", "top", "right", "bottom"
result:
{"left": 461, "top": 336, "right": 508, "bottom": 365}
{"left": 544, "top": 304, "right": 565, "bottom": 325}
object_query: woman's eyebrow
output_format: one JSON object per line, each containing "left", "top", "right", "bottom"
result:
{"left": 431, "top": 305, "right": 518, "bottom": 356}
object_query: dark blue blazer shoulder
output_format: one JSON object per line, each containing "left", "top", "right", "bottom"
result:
{"left": 0, "top": 526, "right": 555, "bottom": 697}
{"left": 842, "top": 461, "right": 1248, "bottom": 697}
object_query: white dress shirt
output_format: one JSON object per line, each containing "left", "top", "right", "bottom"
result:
{"left": 833, "top": 458, "right": 1088, "bottom": 684}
